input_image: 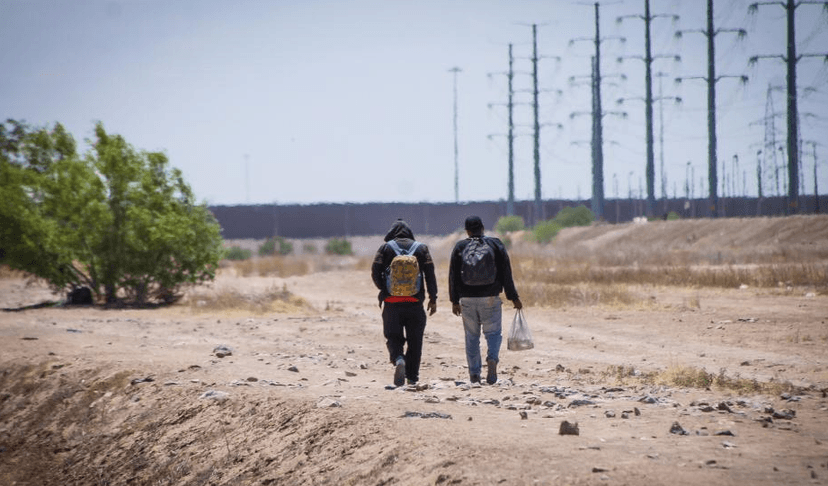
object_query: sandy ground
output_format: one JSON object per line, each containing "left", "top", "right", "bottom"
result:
{"left": 2, "top": 218, "right": 828, "bottom": 485}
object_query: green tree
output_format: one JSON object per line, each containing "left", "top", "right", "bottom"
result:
{"left": 0, "top": 120, "right": 223, "bottom": 304}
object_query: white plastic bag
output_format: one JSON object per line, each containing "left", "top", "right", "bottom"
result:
{"left": 507, "top": 309, "right": 534, "bottom": 351}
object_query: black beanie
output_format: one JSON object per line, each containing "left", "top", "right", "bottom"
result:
{"left": 464, "top": 216, "right": 484, "bottom": 232}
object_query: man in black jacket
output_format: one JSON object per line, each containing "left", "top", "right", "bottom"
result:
{"left": 371, "top": 219, "right": 438, "bottom": 387}
{"left": 449, "top": 216, "right": 522, "bottom": 385}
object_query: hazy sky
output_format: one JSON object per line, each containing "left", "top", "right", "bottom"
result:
{"left": 2, "top": 0, "right": 826, "bottom": 206}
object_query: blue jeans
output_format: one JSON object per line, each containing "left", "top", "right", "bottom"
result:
{"left": 460, "top": 296, "right": 503, "bottom": 376}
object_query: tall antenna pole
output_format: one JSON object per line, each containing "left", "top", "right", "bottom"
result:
{"left": 749, "top": 0, "right": 828, "bottom": 213}
{"left": 676, "top": 0, "right": 747, "bottom": 218}
{"left": 813, "top": 142, "right": 820, "bottom": 214}
{"left": 786, "top": 0, "right": 799, "bottom": 213}
{"left": 531, "top": 24, "right": 543, "bottom": 222}
{"left": 507, "top": 45, "right": 516, "bottom": 216}
{"left": 658, "top": 72, "right": 667, "bottom": 209}
{"left": 643, "top": 0, "right": 655, "bottom": 217}
{"left": 449, "top": 67, "right": 462, "bottom": 203}
{"left": 244, "top": 154, "right": 250, "bottom": 203}
{"left": 706, "top": 0, "right": 718, "bottom": 218}
{"left": 592, "top": 5, "right": 605, "bottom": 221}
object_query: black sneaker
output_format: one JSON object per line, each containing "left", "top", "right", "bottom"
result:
{"left": 469, "top": 374, "right": 481, "bottom": 384}
{"left": 394, "top": 358, "right": 406, "bottom": 387}
{"left": 486, "top": 358, "right": 498, "bottom": 384}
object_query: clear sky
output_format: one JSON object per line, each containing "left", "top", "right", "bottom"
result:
{"left": 2, "top": 0, "right": 826, "bottom": 206}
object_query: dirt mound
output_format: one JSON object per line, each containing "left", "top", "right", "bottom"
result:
{"left": 535, "top": 215, "right": 828, "bottom": 265}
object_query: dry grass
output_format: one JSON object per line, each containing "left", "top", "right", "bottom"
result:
{"left": 520, "top": 282, "right": 653, "bottom": 309}
{"left": 224, "top": 255, "right": 374, "bottom": 277}
{"left": 183, "top": 283, "right": 310, "bottom": 314}
{"left": 511, "top": 255, "right": 828, "bottom": 291}
{"left": 229, "top": 256, "right": 311, "bottom": 278}
{"left": 605, "top": 364, "right": 799, "bottom": 396}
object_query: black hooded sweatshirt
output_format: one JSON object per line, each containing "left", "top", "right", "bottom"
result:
{"left": 371, "top": 220, "right": 438, "bottom": 304}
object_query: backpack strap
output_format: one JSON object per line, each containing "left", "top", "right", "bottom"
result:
{"left": 388, "top": 240, "right": 421, "bottom": 256}
{"left": 387, "top": 240, "right": 403, "bottom": 256}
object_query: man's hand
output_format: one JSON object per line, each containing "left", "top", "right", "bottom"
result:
{"left": 452, "top": 303, "right": 462, "bottom": 316}
{"left": 427, "top": 299, "right": 437, "bottom": 316}
{"left": 513, "top": 297, "right": 523, "bottom": 310}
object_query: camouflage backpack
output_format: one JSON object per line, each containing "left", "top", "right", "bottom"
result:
{"left": 385, "top": 240, "right": 423, "bottom": 296}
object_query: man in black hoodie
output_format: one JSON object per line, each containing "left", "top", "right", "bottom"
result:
{"left": 449, "top": 215, "right": 522, "bottom": 385}
{"left": 371, "top": 219, "right": 438, "bottom": 387}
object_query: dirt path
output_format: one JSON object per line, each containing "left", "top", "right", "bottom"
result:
{"left": 2, "top": 268, "right": 828, "bottom": 485}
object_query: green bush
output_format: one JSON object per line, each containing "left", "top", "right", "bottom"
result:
{"left": 495, "top": 215, "right": 525, "bottom": 233}
{"left": 225, "top": 246, "right": 252, "bottom": 261}
{"left": 259, "top": 236, "right": 293, "bottom": 256}
{"left": 666, "top": 211, "right": 680, "bottom": 221}
{"left": 552, "top": 205, "right": 595, "bottom": 228}
{"left": 325, "top": 238, "right": 353, "bottom": 255}
{"left": 531, "top": 220, "right": 563, "bottom": 244}
{"left": 302, "top": 243, "right": 318, "bottom": 254}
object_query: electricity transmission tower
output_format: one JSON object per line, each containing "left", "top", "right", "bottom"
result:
{"left": 748, "top": 0, "right": 828, "bottom": 214}
{"left": 616, "top": 0, "right": 680, "bottom": 217}
{"left": 570, "top": 2, "right": 627, "bottom": 221}
{"left": 448, "top": 67, "right": 462, "bottom": 203}
{"left": 487, "top": 45, "right": 522, "bottom": 216}
{"left": 675, "top": 0, "right": 747, "bottom": 218}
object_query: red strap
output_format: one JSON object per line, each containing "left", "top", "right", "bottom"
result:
{"left": 385, "top": 296, "right": 419, "bottom": 303}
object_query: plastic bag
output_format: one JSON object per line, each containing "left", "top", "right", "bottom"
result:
{"left": 507, "top": 309, "right": 534, "bottom": 351}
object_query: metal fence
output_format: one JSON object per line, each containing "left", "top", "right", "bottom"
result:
{"left": 209, "top": 195, "right": 827, "bottom": 239}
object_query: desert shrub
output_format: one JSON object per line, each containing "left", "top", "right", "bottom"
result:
{"left": 325, "top": 238, "right": 353, "bottom": 255}
{"left": 552, "top": 205, "right": 595, "bottom": 228}
{"left": 232, "top": 256, "right": 309, "bottom": 277}
{"left": 187, "top": 283, "right": 309, "bottom": 314}
{"left": 666, "top": 211, "right": 680, "bottom": 220}
{"left": 531, "top": 220, "right": 563, "bottom": 244}
{"left": 259, "top": 236, "right": 293, "bottom": 256}
{"left": 0, "top": 120, "right": 223, "bottom": 304}
{"left": 495, "top": 215, "right": 525, "bottom": 233}
{"left": 225, "top": 246, "right": 252, "bottom": 261}
{"left": 302, "top": 242, "right": 318, "bottom": 254}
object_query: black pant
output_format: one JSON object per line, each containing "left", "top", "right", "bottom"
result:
{"left": 382, "top": 302, "right": 427, "bottom": 383}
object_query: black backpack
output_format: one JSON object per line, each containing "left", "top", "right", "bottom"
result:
{"left": 460, "top": 237, "right": 497, "bottom": 286}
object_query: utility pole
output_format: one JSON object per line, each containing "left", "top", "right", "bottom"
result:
{"left": 244, "top": 154, "right": 250, "bottom": 203}
{"left": 488, "top": 47, "right": 517, "bottom": 215}
{"left": 812, "top": 142, "right": 820, "bottom": 213}
{"left": 763, "top": 84, "right": 781, "bottom": 196}
{"left": 591, "top": 8, "right": 604, "bottom": 222}
{"left": 676, "top": 0, "right": 747, "bottom": 218}
{"left": 507, "top": 46, "right": 515, "bottom": 216}
{"left": 529, "top": 24, "right": 544, "bottom": 222}
{"left": 756, "top": 149, "right": 763, "bottom": 216}
{"left": 655, "top": 72, "right": 681, "bottom": 212}
{"left": 616, "top": 0, "right": 679, "bottom": 218}
{"left": 489, "top": 38, "right": 560, "bottom": 219}
{"left": 749, "top": 0, "right": 828, "bottom": 214}
{"left": 448, "top": 66, "right": 462, "bottom": 203}
{"left": 571, "top": 3, "right": 626, "bottom": 222}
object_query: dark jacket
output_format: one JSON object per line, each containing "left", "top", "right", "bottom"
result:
{"left": 371, "top": 220, "right": 438, "bottom": 304}
{"left": 448, "top": 235, "right": 519, "bottom": 304}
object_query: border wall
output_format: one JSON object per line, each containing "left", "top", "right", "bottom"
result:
{"left": 209, "top": 195, "right": 827, "bottom": 239}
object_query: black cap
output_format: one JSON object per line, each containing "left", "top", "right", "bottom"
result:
{"left": 464, "top": 216, "right": 484, "bottom": 232}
